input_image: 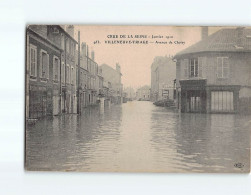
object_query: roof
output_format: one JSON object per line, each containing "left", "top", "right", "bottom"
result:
{"left": 56, "top": 25, "right": 78, "bottom": 44}
{"left": 174, "top": 28, "right": 251, "bottom": 58}
{"left": 100, "top": 64, "right": 123, "bottom": 76}
{"left": 27, "top": 28, "right": 63, "bottom": 52}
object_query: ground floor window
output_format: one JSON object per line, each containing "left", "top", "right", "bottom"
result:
{"left": 211, "top": 91, "right": 233, "bottom": 111}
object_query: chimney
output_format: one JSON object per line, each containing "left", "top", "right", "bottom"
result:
{"left": 87, "top": 45, "right": 89, "bottom": 57}
{"left": 81, "top": 42, "right": 86, "bottom": 57}
{"left": 91, "top": 51, "right": 95, "bottom": 61}
{"left": 81, "top": 42, "right": 86, "bottom": 56}
{"left": 116, "top": 63, "right": 121, "bottom": 73}
{"left": 66, "top": 25, "right": 74, "bottom": 38}
{"left": 201, "top": 26, "right": 208, "bottom": 40}
{"left": 237, "top": 27, "right": 245, "bottom": 47}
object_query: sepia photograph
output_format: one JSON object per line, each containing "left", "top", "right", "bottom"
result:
{"left": 25, "top": 25, "right": 251, "bottom": 173}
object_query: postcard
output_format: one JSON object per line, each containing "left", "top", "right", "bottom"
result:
{"left": 25, "top": 25, "right": 251, "bottom": 172}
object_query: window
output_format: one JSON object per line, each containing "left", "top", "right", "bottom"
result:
{"left": 211, "top": 91, "right": 233, "bottom": 111}
{"left": 61, "top": 62, "right": 65, "bottom": 83}
{"left": 189, "top": 58, "right": 198, "bottom": 77}
{"left": 76, "top": 68, "right": 78, "bottom": 86}
{"left": 217, "top": 57, "right": 229, "bottom": 78}
{"left": 155, "top": 68, "right": 159, "bottom": 82}
{"left": 183, "top": 58, "right": 204, "bottom": 78}
{"left": 80, "top": 71, "right": 83, "bottom": 86}
{"left": 183, "top": 59, "right": 189, "bottom": 78}
{"left": 40, "top": 50, "right": 49, "bottom": 79}
{"left": 66, "top": 64, "right": 70, "bottom": 84}
{"left": 30, "top": 44, "right": 37, "bottom": 77}
{"left": 53, "top": 56, "right": 60, "bottom": 81}
{"left": 71, "top": 66, "right": 75, "bottom": 85}
{"left": 61, "top": 34, "right": 65, "bottom": 50}
{"left": 66, "top": 39, "right": 70, "bottom": 53}
{"left": 72, "top": 43, "right": 75, "bottom": 55}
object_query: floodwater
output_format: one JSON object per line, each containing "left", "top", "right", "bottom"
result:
{"left": 26, "top": 101, "right": 250, "bottom": 172}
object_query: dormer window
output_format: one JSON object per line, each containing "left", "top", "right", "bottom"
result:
{"left": 52, "top": 27, "right": 59, "bottom": 34}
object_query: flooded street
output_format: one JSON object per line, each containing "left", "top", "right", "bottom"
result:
{"left": 26, "top": 101, "right": 250, "bottom": 172}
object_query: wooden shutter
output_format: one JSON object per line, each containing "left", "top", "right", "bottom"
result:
{"left": 46, "top": 53, "right": 49, "bottom": 79}
{"left": 217, "top": 57, "right": 223, "bottom": 78}
{"left": 58, "top": 59, "right": 60, "bottom": 80}
{"left": 223, "top": 57, "right": 229, "bottom": 78}
{"left": 34, "top": 48, "right": 37, "bottom": 76}
{"left": 198, "top": 57, "right": 203, "bottom": 77}
{"left": 184, "top": 59, "right": 189, "bottom": 78}
{"left": 30, "top": 47, "right": 34, "bottom": 76}
{"left": 39, "top": 51, "right": 42, "bottom": 77}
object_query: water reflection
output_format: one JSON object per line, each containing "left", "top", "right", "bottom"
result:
{"left": 26, "top": 101, "right": 250, "bottom": 172}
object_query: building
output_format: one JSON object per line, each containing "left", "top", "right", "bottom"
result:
{"left": 100, "top": 63, "right": 123, "bottom": 104}
{"left": 174, "top": 27, "right": 251, "bottom": 113}
{"left": 136, "top": 86, "right": 151, "bottom": 101}
{"left": 78, "top": 42, "right": 101, "bottom": 110}
{"left": 151, "top": 56, "right": 176, "bottom": 102}
{"left": 26, "top": 25, "right": 78, "bottom": 119}
{"left": 124, "top": 87, "right": 136, "bottom": 101}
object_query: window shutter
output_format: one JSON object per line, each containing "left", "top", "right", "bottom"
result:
{"left": 198, "top": 57, "right": 203, "bottom": 77}
{"left": 217, "top": 57, "right": 223, "bottom": 78}
{"left": 39, "top": 51, "right": 42, "bottom": 77}
{"left": 46, "top": 53, "right": 49, "bottom": 79}
{"left": 223, "top": 58, "right": 229, "bottom": 78}
{"left": 202, "top": 57, "right": 206, "bottom": 78}
{"left": 29, "top": 48, "right": 33, "bottom": 76}
{"left": 184, "top": 59, "right": 188, "bottom": 78}
{"left": 53, "top": 58, "right": 55, "bottom": 79}
{"left": 58, "top": 59, "right": 60, "bottom": 80}
{"left": 34, "top": 48, "right": 37, "bottom": 76}
{"left": 187, "top": 59, "right": 190, "bottom": 78}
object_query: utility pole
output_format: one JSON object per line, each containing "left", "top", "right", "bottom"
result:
{"left": 77, "top": 31, "right": 81, "bottom": 114}
{"left": 64, "top": 34, "right": 67, "bottom": 113}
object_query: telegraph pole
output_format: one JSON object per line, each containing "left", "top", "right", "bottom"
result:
{"left": 77, "top": 31, "right": 81, "bottom": 114}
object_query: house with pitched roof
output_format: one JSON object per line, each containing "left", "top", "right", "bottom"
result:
{"left": 174, "top": 27, "right": 251, "bottom": 113}
{"left": 26, "top": 25, "right": 78, "bottom": 119}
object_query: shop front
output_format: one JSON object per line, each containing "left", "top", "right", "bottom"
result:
{"left": 180, "top": 79, "right": 207, "bottom": 113}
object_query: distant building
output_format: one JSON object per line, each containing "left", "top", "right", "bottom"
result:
{"left": 100, "top": 63, "right": 123, "bottom": 104}
{"left": 151, "top": 56, "right": 176, "bottom": 102}
{"left": 136, "top": 86, "right": 151, "bottom": 101}
{"left": 174, "top": 27, "right": 251, "bottom": 113}
{"left": 124, "top": 87, "right": 136, "bottom": 100}
{"left": 79, "top": 42, "right": 100, "bottom": 110}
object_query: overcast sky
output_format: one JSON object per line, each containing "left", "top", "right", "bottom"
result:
{"left": 74, "top": 26, "right": 220, "bottom": 89}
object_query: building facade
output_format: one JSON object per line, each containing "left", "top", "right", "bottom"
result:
{"left": 124, "top": 87, "right": 136, "bottom": 101}
{"left": 26, "top": 25, "right": 78, "bottom": 119}
{"left": 151, "top": 56, "right": 176, "bottom": 102}
{"left": 136, "top": 86, "right": 151, "bottom": 101}
{"left": 100, "top": 63, "right": 123, "bottom": 104}
{"left": 175, "top": 27, "right": 251, "bottom": 113}
{"left": 78, "top": 42, "right": 102, "bottom": 112}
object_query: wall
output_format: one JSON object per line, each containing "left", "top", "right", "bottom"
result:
{"left": 176, "top": 52, "right": 251, "bottom": 87}
{"left": 151, "top": 56, "right": 176, "bottom": 101}
{"left": 28, "top": 33, "right": 61, "bottom": 117}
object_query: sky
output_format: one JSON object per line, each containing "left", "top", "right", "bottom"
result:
{"left": 73, "top": 26, "right": 220, "bottom": 89}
